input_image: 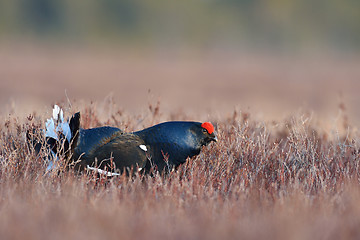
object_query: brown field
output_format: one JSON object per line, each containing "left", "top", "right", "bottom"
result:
{"left": 1, "top": 44, "right": 360, "bottom": 124}
{"left": 1, "top": 44, "right": 360, "bottom": 239}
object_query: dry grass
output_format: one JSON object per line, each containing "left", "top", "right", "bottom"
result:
{"left": 0, "top": 101, "right": 360, "bottom": 240}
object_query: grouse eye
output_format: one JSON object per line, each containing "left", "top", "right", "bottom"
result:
{"left": 202, "top": 128, "right": 208, "bottom": 133}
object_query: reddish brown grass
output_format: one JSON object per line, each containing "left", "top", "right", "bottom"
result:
{"left": 0, "top": 101, "right": 360, "bottom": 240}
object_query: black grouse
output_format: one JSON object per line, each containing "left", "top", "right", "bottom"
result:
{"left": 37, "top": 105, "right": 217, "bottom": 174}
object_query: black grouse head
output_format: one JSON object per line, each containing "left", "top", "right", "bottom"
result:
{"left": 193, "top": 122, "right": 217, "bottom": 146}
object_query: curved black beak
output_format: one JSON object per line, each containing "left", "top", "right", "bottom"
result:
{"left": 210, "top": 132, "right": 218, "bottom": 142}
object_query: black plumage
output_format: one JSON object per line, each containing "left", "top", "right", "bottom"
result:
{"left": 68, "top": 113, "right": 148, "bottom": 173}
{"left": 134, "top": 121, "right": 217, "bottom": 172}
{"left": 73, "top": 127, "right": 148, "bottom": 173}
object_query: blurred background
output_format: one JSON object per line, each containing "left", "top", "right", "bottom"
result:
{"left": 0, "top": 0, "right": 360, "bottom": 126}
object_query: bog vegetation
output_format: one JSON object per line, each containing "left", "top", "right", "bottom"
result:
{"left": 0, "top": 102, "right": 360, "bottom": 240}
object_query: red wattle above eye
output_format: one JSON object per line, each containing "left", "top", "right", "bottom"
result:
{"left": 201, "top": 122, "right": 214, "bottom": 134}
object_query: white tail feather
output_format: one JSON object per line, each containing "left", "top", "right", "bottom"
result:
{"left": 46, "top": 150, "right": 59, "bottom": 172}
{"left": 46, "top": 105, "right": 72, "bottom": 142}
{"left": 44, "top": 105, "right": 72, "bottom": 172}
{"left": 45, "top": 118, "right": 58, "bottom": 140}
{"left": 57, "top": 121, "right": 71, "bottom": 142}
{"left": 52, "top": 105, "right": 61, "bottom": 120}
